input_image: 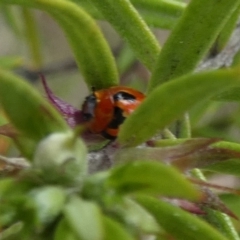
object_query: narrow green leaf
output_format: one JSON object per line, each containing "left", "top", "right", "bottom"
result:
{"left": 87, "top": 0, "right": 160, "bottom": 70}
{"left": 138, "top": 9, "right": 178, "bottom": 29}
{"left": 211, "top": 3, "right": 240, "bottom": 55}
{"left": 119, "top": 68, "right": 240, "bottom": 146}
{"left": 107, "top": 161, "right": 200, "bottom": 200}
{"left": 148, "top": 0, "right": 240, "bottom": 90}
{"left": 212, "top": 140, "right": 240, "bottom": 154}
{"left": 202, "top": 208, "right": 240, "bottom": 240}
{"left": 21, "top": 7, "right": 43, "bottom": 69}
{"left": 0, "top": 0, "right": 118, "bottom": 89}
{"left": 64, "top": 196, "right": 104, "bottom": 240}
{"left": 220, "top": 194, "right": 240, "bottom": 220}
{"left": 136, "top": 195, "right": 228, "bottom": 240}
{"left": 103, "top": 216, "right": 134, "bottom": 240}
{"left": 203, "top": 159, "right": 240, "bottom": 177}
{"left": 232, "top": 50, "right": 240, "bottom": 67}
{"left": 131, "top": 0, "right": 185, "bottom": 18}
{"left": 44, "top": 2, "right": 118, "bottom": 89}
{"left": 120, "top": 198, "right": 160, "bottom": 234}
{"left": 70, "top": 0, "right": 102, "bottom": 19}
{"left": 12, "top": 135, "right": 37, "bottom": 159}
{"left": 0, "top": 5, "right": 21, "bottom": 36}
{"left": 116, "top": 44, "right": 136, "bottom": 74}
{"left": 201, "top": 141, "right": 240, "bottom": 176}
{"left": 214, "top": 87, "right": 240, "bottom": 101}
{"left": 131, "top": 0, "right": 185, "bottom": 29}
{"left": 0, "top": 56, "right": 23, "bottom": 69}
{"left": 0, "top": 222, "right": 23, "bottom": 240}
{"left": 0, "top": 68, "right": 68, "bottom": 143}
{"left": 72, "top": 0, "right": 184, "bottom": 29}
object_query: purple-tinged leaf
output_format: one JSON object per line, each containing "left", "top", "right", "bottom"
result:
{"left": 40, "top": 75, "right": 113, "bottom": 147}
{"left": 115, "top": 138, "right": 218, "bottom": 171}
{"left": 200, "top": 188, "right": 239, "bottom": 220}
{"left": 172, "top": 147, "right": 240, "bottom": 172}
{"left": 40, "top": 74, "right": 84, "bottom": 128}
{"left": 164, "top": 198, "right": 205, "bottom": 215}
{"left": 115, "top": 138, "right": 240, "bottom": 172}
{"left": 0, "top": 123, "right": 19, "bottom": 138}
{"left": 164, "top": 191, "right": 238, "bottom": 220}
{"left": 189, "top": 178, "right": 240, "bottom": 196}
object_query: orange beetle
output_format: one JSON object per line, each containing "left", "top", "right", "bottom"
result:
{"left": 81, "top": 86, "right": 145, "bottom": 139}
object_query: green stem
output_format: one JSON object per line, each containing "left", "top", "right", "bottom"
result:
{"left": 162, "top": 128, "right": 176, "bottom": 139}
{"left": 177, "top": 113, "right": 191, "bottom": 138}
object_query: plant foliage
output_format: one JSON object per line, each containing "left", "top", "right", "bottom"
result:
{"left": 0, "top": 0, "right": 240, "bottom": 239}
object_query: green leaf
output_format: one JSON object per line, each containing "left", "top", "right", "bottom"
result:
{"left": 21, "top": 7, "right": 43, "bottom": 69}
{"left": 87, "top": 0, "right": 160, "bottom": 70}
{"left": 72, "top": 0, "right": 185, "bottom": 30}
{"left": 64, "top": 196, "right": 104, "bottom": 240}
{"left": 70, "top": 0, "right": 102, "bottom": 19}
{"left": 201, "top": 141, "right": 240, "bottom": 176}
{"left": 29, "top": 186, "right": 66, "bottom": 225}
{"left": 220, "top": 194, "right": 240, "bottom": 220}
{"left": 0, "top": 5, "right": 21, "bottom": 36}
{"left": 0, "top": 222, "right": 23, "bottom": 240}
{"left": 203, "top": 159, "right": 240, "bottom": 177}
{"left": 116, "top": 44, "right": 136, "bottom": 74}
{"left": 136, "top": 195, "right": 228, "bottom": 240}
{"left": 0, "top": 0, "right": 118, "bottom": 89}
{"left": 211, "top": 3, "right": 240, "bottom": 55}
{"left": 0, "top": 56, "right": 23, "bottom": 69}
{"left": 148, "top": 0, "right": 240, "bottom": 90}
{"left": 131, "top": 0, "right": 185, "bottom": 29}
{"left": 54, "top": 218, "right": 79, "bottom": 240}
{"left": 0, "top": 69, "right": 68, "bottom": 147}
{"left": 232, "top": 50, "right": 240, "bottom": 67}
{"left": 119, "top": 198, "right": 160, "bottom": 234}
{"left": 202, "top": 208, "right": 239, "bottom": 240}
{"left": 119, "top": 68, "right": 240, "bottom": 146}
{"left": 214, "top": 87, "right": 240, "bottom": 101}
{"left": 107, "top": 161, "right": 200, "bottom": 200}
{"left": 103, "top": 216, "right": 134, "bottom": 240}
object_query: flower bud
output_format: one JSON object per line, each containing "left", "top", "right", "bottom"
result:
{"left": 33, "top": 131, "right": 87, "bottom": 184}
